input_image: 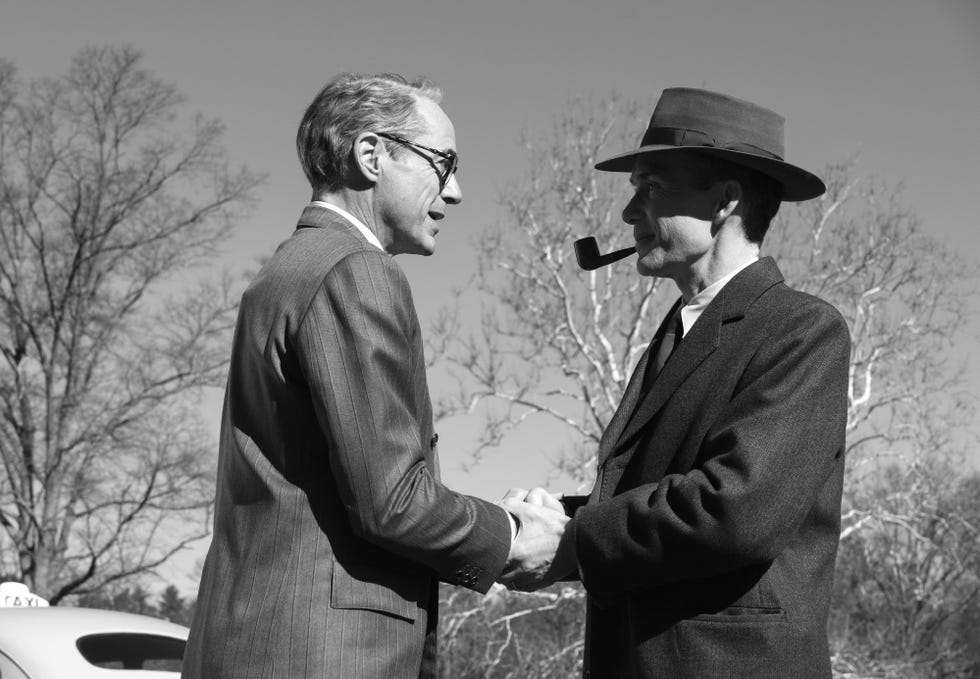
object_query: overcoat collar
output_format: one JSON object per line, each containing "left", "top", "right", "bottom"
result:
{"left": 597, "top": 257, "right": 785, "bottom": 466}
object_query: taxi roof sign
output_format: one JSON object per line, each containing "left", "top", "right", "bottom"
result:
{"left": 0, "top": 581, "right": 50, "bottom": 607}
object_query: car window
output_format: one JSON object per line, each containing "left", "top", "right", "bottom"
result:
{"left": 0, "top": 649, "right": 30, "bottom": 679}
{"left": 76, "top": 633, "right": 185, "bottom": 672}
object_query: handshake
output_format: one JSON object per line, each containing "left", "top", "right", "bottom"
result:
{"left": 496, "top": 487, "right": 579, "bottom": 592}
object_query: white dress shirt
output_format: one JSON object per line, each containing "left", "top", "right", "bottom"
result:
{"left": 678, "top": 257, "right": 759, "bottom": 338}
{"left": 310, "top": 200, "right": 384, "bottom": 251}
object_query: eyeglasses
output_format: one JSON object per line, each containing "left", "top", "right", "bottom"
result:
{"left": 377, "top": 132, "right": 459, "bottom": 187}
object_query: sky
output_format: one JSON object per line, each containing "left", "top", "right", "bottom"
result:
{"left": 2, "top": 0, "right": 978, "bottom": 591}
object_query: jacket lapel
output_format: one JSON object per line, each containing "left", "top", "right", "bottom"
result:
{"left": 596, "top": 298, "right": 682, "bottom": 465}
{"left": 598, "top": 258, "right": 785, "bottom": 466}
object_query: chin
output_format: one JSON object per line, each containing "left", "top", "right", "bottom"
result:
{"left": 418, "top": 236, "right": 437, "bottom": 255}
{"left": 391, "top": 234, "right": 436, "bottom": 256}
{"left": 411, "top": 241, "right": 436, "bottom": 256}
{"left": 636, "top": 257, "right": 661, "bottom": 277}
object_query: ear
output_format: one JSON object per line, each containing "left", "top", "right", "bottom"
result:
{"left": 351, "top": 132, "right": 383, "bottom": 185}
{"left": 714, "top": 179, "right": 742, "bottom": 224}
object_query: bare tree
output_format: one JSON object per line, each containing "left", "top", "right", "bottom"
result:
{"left": 429, "top": 97, "right": 979, "bottom": 676}
{"left": 762, "top": 161, "right": 979, "bottom": 677}
{"left": 430, "top": 95, "right": 671, "bottom": 487}
{"left": 830, "top": 467, "right": 980, "bottom": 678}
{"left": 0, "top": 46, "right": 262, "bottom": 603}
{"left": 763, "top": 166, "right": 976, "bottom": 483}
{"left": 438, "top": 583, "right": 584, "bottom": 679}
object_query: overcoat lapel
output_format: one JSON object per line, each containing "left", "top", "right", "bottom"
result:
{"left": 597, "top": 258, "right": 785, "bottom": 467}
{"left": 597, "top": 298, "right": 682, "bottom": 463}
{"left": 614, "top": 297, "right": 722, "bottom": 450}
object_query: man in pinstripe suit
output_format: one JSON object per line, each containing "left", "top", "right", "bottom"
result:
{"left": 182, "top": 73, "right": 568, "bottom": 679}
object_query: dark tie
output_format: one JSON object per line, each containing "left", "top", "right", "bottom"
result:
{"left": 597, "top": 307, "right": 684, "bottom": 457}
{"left": 643, "top": 310, "right": 683, "bottom": 390}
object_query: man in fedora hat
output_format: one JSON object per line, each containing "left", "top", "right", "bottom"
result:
{"left": 499, "top": 88, "right": 850, "bottom": 678}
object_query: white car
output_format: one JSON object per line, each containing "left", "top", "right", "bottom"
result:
{"left": 0, "top": 583, "right": 189, "bottom": 678}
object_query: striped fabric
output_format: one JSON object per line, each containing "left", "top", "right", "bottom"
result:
{"left": 182, "top": 207, "right": 512, "bottom": 679}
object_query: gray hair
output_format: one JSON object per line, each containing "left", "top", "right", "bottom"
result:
{"left": 296, "top": 73, "right": 443, "bottom": 193}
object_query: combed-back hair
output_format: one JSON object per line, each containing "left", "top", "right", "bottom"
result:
{"left": 297, "top": 73, "right": 443, "bottom": 193}
{"left": 690, "top": 154, "right": 784, "bottom": 243}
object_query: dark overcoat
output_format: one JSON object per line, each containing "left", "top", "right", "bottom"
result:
{"left": 571, "top": 258, "right": 850, "bottom": 679}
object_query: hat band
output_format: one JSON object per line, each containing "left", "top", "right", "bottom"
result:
{"left": 641, "top": 127, "right": 783, "bottom": 161}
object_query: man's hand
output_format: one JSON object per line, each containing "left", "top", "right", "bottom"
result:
{"left": 498, "top": 487, "right": 577, "bottom": 592}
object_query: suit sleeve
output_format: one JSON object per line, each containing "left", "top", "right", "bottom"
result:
{"left": 295, "top": 250, "right": 511, "bottom": 593}
{"left": 573, "top": 301, "right": 850, "bottom": 601}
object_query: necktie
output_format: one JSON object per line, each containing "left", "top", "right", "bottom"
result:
{"left": 643, "top": 310, "right": 683, "bottom": 390}
{"left": 598, "top": 307, "right": 684, "bottom": 457}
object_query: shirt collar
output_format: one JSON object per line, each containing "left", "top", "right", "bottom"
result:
{"left": 310, "top": 200, "right": 384, "bottom": 251}
{"left": 678, "top": 257, "right": 758, "bottom": 337}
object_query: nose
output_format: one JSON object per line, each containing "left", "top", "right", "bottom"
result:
{"left": 441, "top": 173, "right": 462, "bottom": 205}
{"left": 622, "top": 191, "right": 643, "bottom": 225}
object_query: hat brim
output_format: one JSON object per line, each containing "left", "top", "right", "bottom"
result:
{"left": 595, "top": 145, "right": 826, "bottom": 202}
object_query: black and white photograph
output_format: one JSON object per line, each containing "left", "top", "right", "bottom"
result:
{"left": 1, "top": 1, "right": 978, "bottom": 677}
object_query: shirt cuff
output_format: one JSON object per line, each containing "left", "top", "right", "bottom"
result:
{"left": 507, "top": 511, "right": 521, "bottom": 544}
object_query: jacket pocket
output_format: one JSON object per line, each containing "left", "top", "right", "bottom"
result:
{"left": 330, "top": 557, "right": 427, "bottom": 622}
{"left": 688, "top": 605, "right": 787, "bottom": 624}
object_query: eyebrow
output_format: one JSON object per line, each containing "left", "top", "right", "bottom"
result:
{"left": 631, "top": 160, "right": 692, "bottom": 186}
{"left": 630, "top": 169, "right": 666, "bottom": 186}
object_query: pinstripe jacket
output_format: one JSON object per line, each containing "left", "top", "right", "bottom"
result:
{"left": 182, "top": 205, "right": 512, "bottom": 679}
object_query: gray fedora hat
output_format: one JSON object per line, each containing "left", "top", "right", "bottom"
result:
{"left": 595, "top": 87, "right": 826, "bottom": 202}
